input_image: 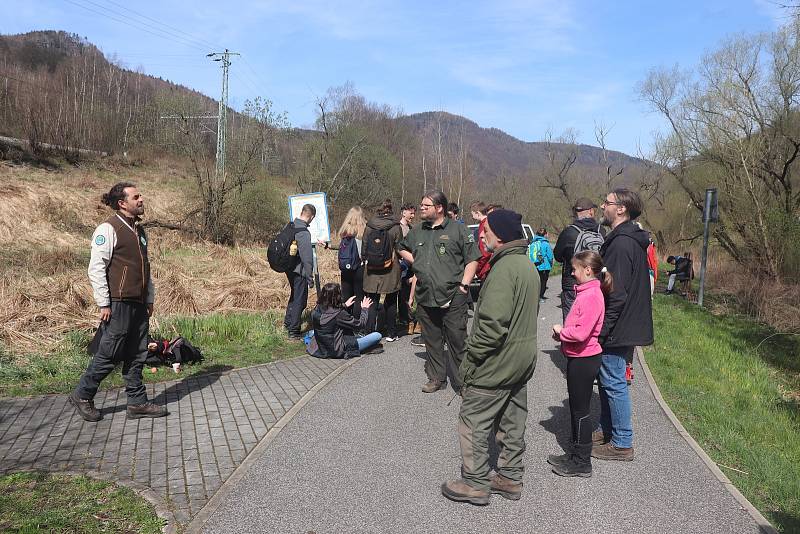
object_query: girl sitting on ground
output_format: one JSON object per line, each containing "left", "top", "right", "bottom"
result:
{"left": 307, "top": 283, "right": 382, "bottom": 359}
{"left": 548, "top": 250, "right": 614, "bottom": 478}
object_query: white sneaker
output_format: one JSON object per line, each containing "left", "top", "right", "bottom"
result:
{"left": 384, "top": 336, "right": 399, "bottom": 342}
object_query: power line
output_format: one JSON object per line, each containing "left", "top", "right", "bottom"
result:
{"left": 62, "top": 0, "right": 210, "bottom": 53}
{"left": 101, "top": 0, "right": 223, "bottom": 51}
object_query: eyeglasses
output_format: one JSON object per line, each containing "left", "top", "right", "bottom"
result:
{"left": 601, "top": 198, "right": 621, "bottom": 207}
{"left": 420, "top": 203, "right": 435, "bottom": 209}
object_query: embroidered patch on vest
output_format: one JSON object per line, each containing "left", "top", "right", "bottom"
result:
{"left": 95, "top": 235, "right": 106, "bottom": 246}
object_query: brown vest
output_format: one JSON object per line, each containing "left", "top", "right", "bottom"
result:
{"left": 106, "top": 214, "right": 151, "bottom": 302}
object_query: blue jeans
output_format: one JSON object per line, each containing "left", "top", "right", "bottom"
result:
{"left": 596, "top": 348, "right": 634, "bottom": 448}
{"left": 357, "top": 332, "right": 382, "bottom": 353}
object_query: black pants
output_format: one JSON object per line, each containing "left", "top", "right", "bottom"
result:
{"left": 560, "top": 287, "right": 576, "bottom": 321}
{"left": 75, "top": 301, "right": 149, "bottom": 405}
{"left": 366, "top": 291, "right": 398, "bottom": 337}
{"left": 567, "top": 354, "right": 602, "bottom": 444}
{"left": 417, "top": 290, "right": 469, "bottom": 388}
{"left": 538, "top": 270, "right": 550, "bottom": 299}
{"left": 341, "top": 266, "right": 364, "bottom": 323}
{"left": 284, "top": 272, "right": 308, "bottom": 336}
{"left": 398, "top": 276, "right": 412, "bottom": 323}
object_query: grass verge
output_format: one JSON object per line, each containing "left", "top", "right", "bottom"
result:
{"left": 646, "top": 294, "right": 800, "bottom": 533}
{"left": 0, "top": 471, "right": 164, "bottom": 533}
{"left": 0, "top": 311, "right": 306, "bottom": 397}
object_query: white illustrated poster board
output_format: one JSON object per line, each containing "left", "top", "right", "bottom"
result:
{"left": 288, "top": 192, "right": 330, "bottom": 243}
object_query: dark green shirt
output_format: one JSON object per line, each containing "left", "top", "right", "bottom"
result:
{"left": 399, "top": 217, "right": 481, "bottom": 307}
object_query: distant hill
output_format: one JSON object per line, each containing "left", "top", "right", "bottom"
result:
{"left": 399, "top": 111, "right": 649, "bottom": 185}
{"left": 0, "top": 30, "right": 648, "bottom": 186}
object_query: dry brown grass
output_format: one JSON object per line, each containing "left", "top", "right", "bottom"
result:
{"left": 705, "top": 251, "right": 800, "bottom": 332}
{"left": 0, "top": 160, "right": 338, "bottom": 356}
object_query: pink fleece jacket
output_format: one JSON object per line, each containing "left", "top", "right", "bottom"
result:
{"left": 559, "top": 278, "right": 605, "bottom": 357}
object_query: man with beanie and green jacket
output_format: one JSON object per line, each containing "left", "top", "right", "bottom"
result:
{"left": 441, "top": 209, "right": 540, "bottom": 506}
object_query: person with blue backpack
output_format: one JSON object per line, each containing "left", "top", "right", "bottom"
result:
{"left": 529, "top": 228, "right": 555, "bottom": 301}
{"left": 321, "top": 207, "right": 367, "bottom": 327}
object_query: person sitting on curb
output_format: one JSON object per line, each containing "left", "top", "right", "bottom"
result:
{"left": 441, "top": 209, "right": 540, "bottom": 506}
{"left": 307, "top": 283, "right": 381, "bottom": 358}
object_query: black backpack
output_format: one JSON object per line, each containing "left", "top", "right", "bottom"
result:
{"left": 364, "top": 227, "right": 393, "bottom": 270}
{"left": 267, "top": 223, "right": 302, "bottom": 273}
{"left": 338, "top": 236, "right": 361, "bottom": 271}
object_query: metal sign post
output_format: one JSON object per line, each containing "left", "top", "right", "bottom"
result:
{"left": 698, "top": 188, "right": 718, "bottom": 307}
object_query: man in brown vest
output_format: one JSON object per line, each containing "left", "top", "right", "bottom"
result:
{"left": 69, "top": 182, "right": 168, "bottom": 422}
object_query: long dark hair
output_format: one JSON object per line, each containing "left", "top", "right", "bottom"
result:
{"left": 572, "top": 251, "right": 614, "bottom": 295}
{"left": 317, "top": 283, "right": 343, "bottom": 309}
{"left": 102, "top": 181, "right": 135, "bottom": 210}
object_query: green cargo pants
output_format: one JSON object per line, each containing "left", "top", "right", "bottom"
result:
{"left": 458, "top": 382, "right": 528, "bottom": 490}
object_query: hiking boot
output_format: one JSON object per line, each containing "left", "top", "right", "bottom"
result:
{"left": 489, "top": 473, "right": 522, "bottom": 501}
{"left": 421, "top": 379, "right": 446, "bottom": 393}
{"left": 591, "top": 442, "right": 634, "bottom": 461}
{"left": 441, "top": 479, "right": 490, "bottom": 506}
{"left": 68, "top": 392, "right": 102, "bottom": 422}
{"left": 410, "top": 336, "right": 425, "bottom": 347}
{"left": 552, "top": 443, "right": 592, "bottom": 477}
{"left": 592, "top": 430, "right": 609, "bottom": 445}
{"left": 127, "top": 402, "right": 169, "bottom": 419}
{"left": 626, "top": 363, "right": 634, "bottom": 385}
{"left": 547, "top": 452, "right": 571, "bottom": 467}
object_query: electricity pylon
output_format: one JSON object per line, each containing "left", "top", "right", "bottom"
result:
{"left": 207, "top": 49, "right": 239, "bottom": 182}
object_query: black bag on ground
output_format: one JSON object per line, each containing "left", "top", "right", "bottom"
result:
{"left": 364, "top": 228, "right": 393, "bottom": 270}
{"left": 144, "top": 336, "right": 204, "bottom": 366}
{"left": 267, "top": 222, "right": 301, "bottom": 273}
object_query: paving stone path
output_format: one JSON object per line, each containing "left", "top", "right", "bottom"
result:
{"left": 0, "top": 357, "right": 345, "bottom": 525}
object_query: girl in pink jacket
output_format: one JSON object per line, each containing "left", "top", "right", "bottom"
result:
{"left": 548, "top": 250, "right": 614, "bottom": 478}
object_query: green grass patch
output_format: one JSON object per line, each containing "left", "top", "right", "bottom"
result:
{"left": 646, "top": 295, "right": 800, "bottom": 533}
{"left": 0, "top": 472, "right": 164, "bottom": 533}
{"left": 0, "top": 311, "right": 306, "bottom": 396}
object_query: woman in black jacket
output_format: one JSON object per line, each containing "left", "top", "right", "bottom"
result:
{"left": 307, "top": 283, "right": 382, "bottom": 358}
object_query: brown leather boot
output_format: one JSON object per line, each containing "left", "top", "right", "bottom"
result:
{"left": 421, "top": 379, "right": 446, "bottom": 393}
{"left": 592, "top": 430, "right": 609, "bottom": 445}
{"left": 68, "top": 392, "right": 102, "bottom": 422}
{"left": 441, "top": 479, "right": 490, "bottom": 505}
{"left": 127, "top": 402, "right": 169, "bottom": 419}
{"left": 591, "top": 442, "right": 634, "bottom": 461}
{"left": 489, "top": 473, "right": 522, "bottom": 500}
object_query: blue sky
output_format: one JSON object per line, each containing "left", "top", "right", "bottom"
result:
{"left": 2, "top": 0, "right": 788, "bottom": 155}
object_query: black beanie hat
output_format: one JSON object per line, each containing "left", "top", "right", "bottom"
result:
{"left": 486, "top": 209, "right": 524, "bottom": 243}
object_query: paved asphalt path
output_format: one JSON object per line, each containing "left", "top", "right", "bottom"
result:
{"left": 201, "top": 278, "right": 763, "bottom": 534}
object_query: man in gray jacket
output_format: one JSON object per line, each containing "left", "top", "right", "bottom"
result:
{"left": 284, "top": 204, "right": 316, "bottom": 338}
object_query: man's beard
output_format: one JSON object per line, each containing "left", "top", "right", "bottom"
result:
{"left": 600, "top": 214, "right": 611, "bottom": 227}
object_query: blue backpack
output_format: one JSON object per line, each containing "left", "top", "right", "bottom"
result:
{"left": 338, "top": 236, "right": 361, "bottom": 271}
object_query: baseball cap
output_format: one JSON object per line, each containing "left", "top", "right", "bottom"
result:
{"left": 573, "top": 197, "right": 597, "bottom": 211}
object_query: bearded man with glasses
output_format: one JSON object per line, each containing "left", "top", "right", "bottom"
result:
{"left": 399, "top": 191, "right": 481, "bottom": 393}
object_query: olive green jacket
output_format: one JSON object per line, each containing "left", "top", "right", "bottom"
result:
{"left": 459, "top": 239, "right": 540, "bottom": 389}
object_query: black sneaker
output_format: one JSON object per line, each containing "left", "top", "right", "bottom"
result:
{"left": 410, "top": 336, "right": 425, "bottom": 347}
{"left": 68, "top": 392, "right": 102, "bottom": 422}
